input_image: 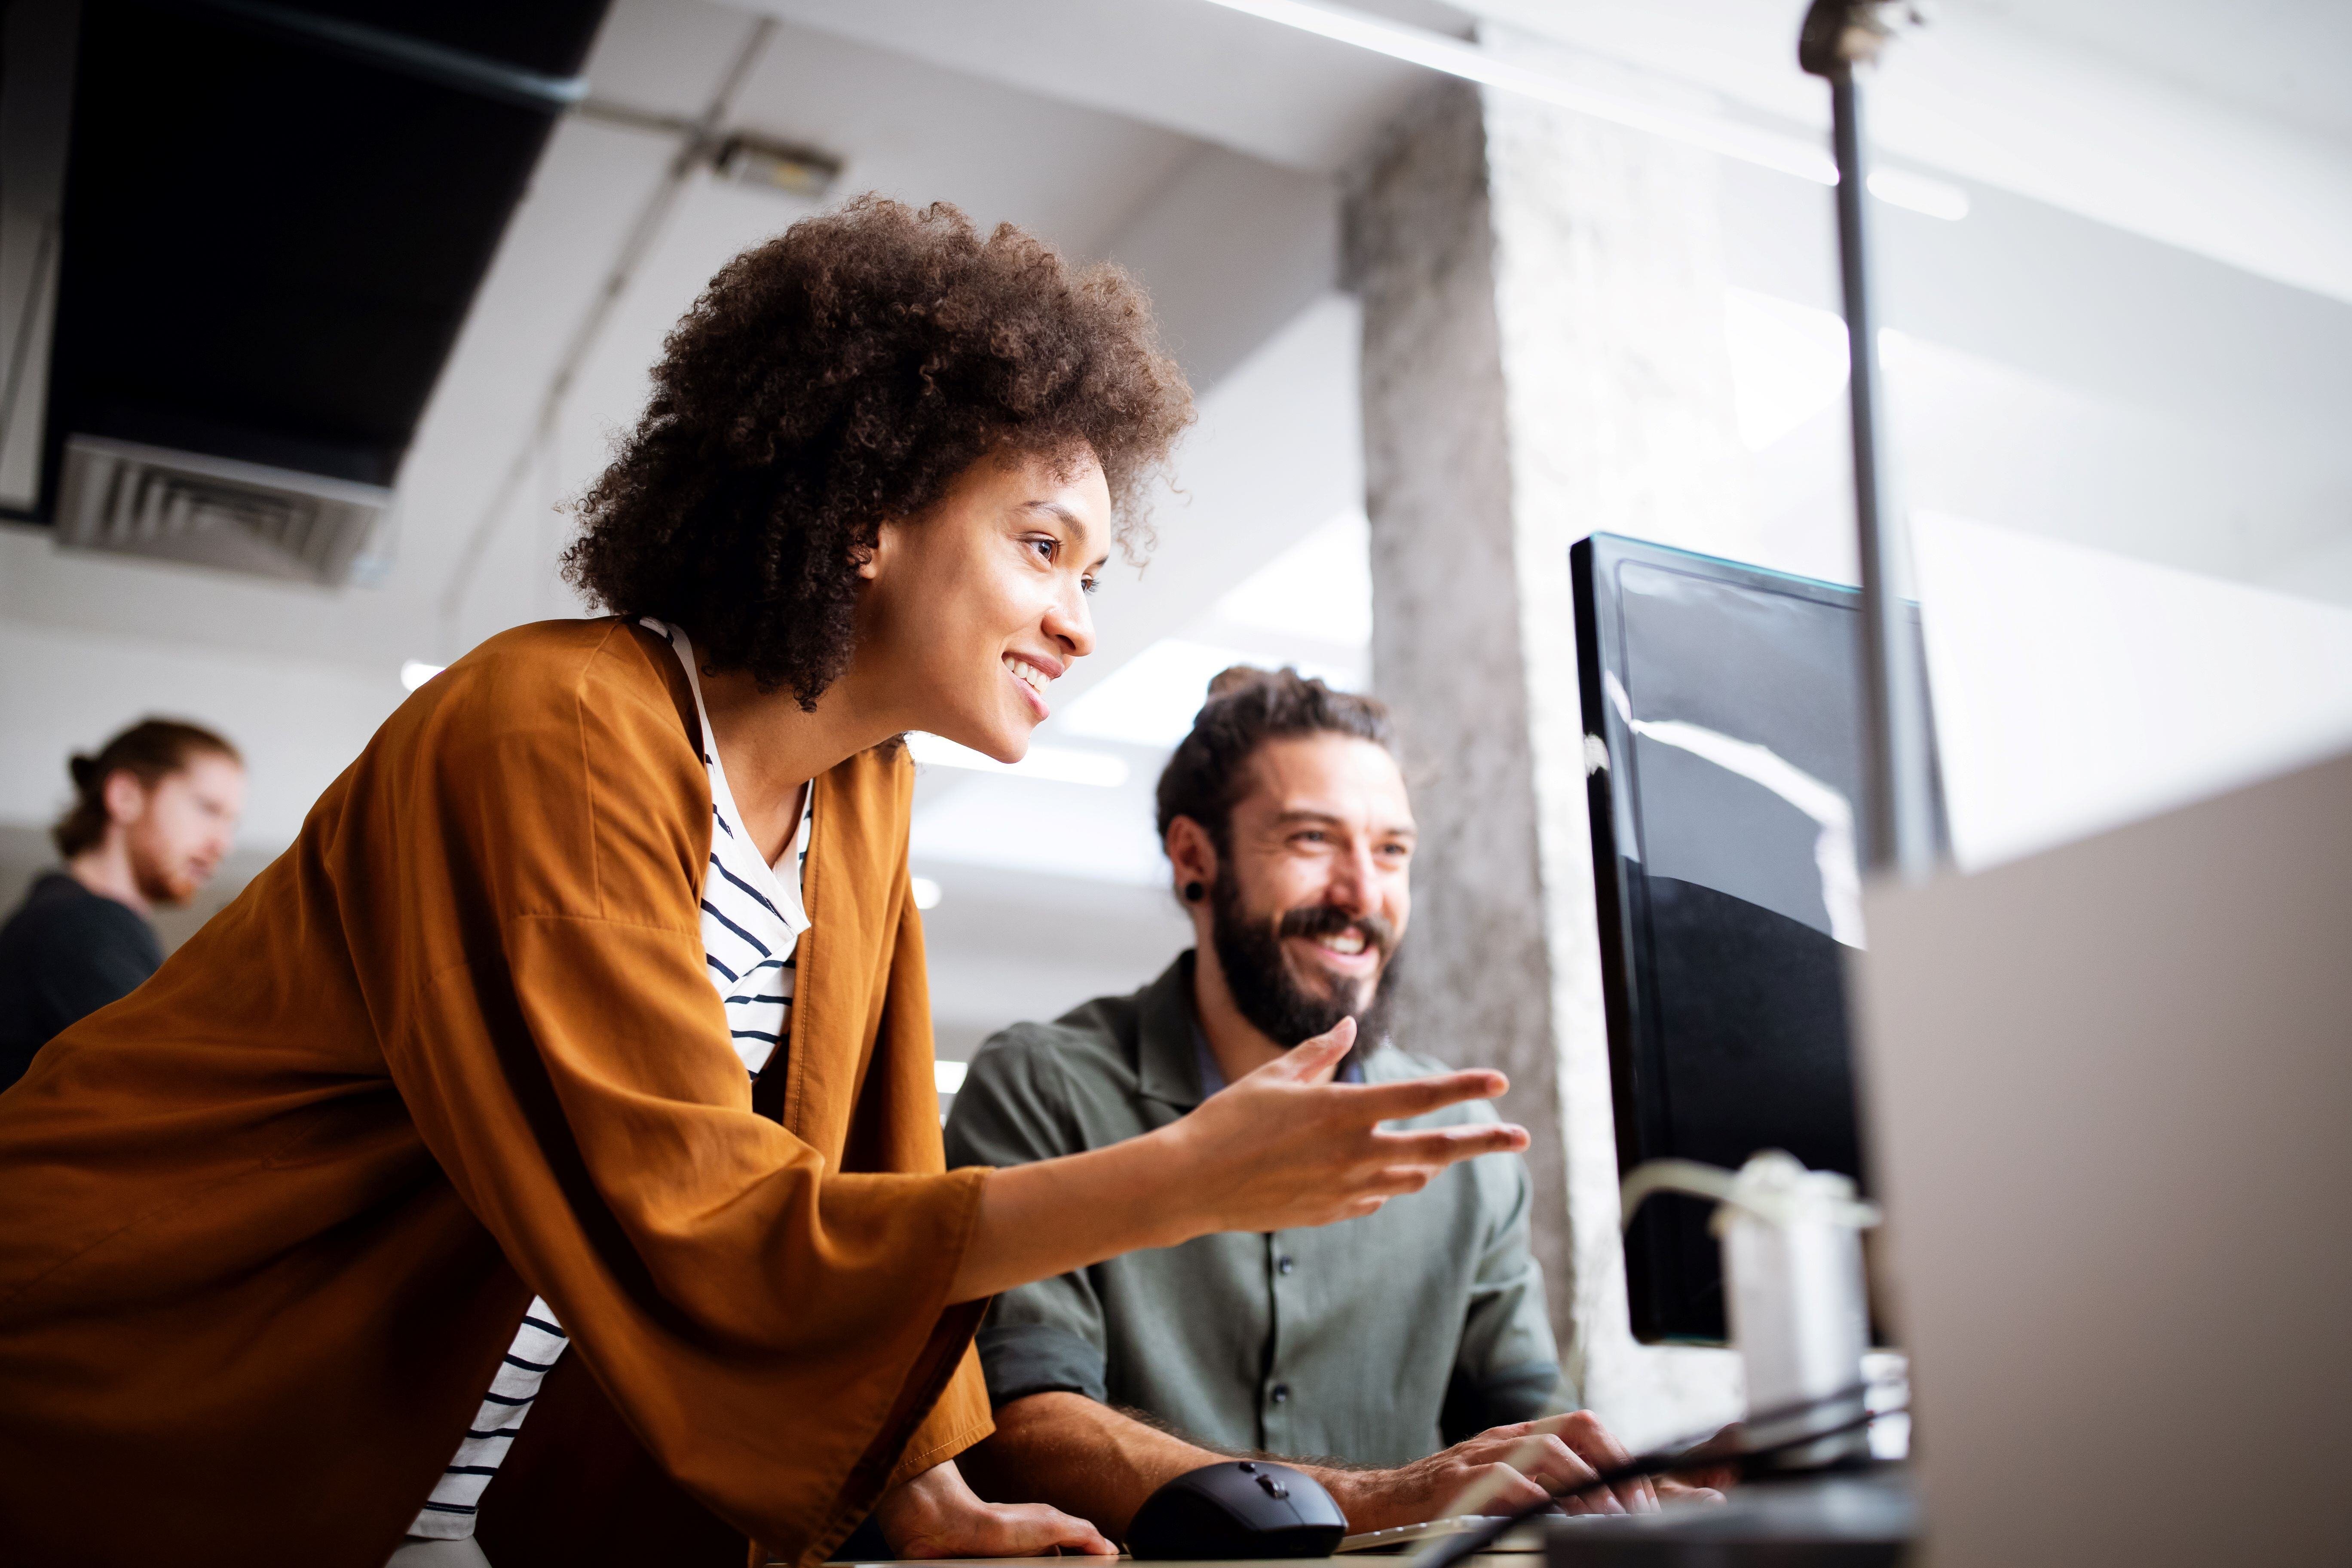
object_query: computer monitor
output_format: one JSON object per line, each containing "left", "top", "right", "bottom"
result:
{"left": 1569, "top": 533, "right": 1940, "bottom": 1344}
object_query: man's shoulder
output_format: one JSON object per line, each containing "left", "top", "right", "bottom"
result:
{"left": 968, "top": 989, "right": 1145, "bottom": 1098}
{"left": 0, "top": 876, "right": 152, "bottom": 957}
{"left": 947, "top": 988, "right": 1152, "bottom": 1164}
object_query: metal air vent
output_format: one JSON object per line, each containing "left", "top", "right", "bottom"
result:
{"left": 55, "top": 433, "right": 392, "bottom": 585}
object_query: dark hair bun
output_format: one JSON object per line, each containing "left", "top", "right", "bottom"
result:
{"left": 1155, "top": 666, "right": 1396, "bottom": 855}
{"left": 67, "top": 754, "right": 100, "bottom": 792}
{"left": 1206, "top": 665, "right": 1278, "bottom": 699}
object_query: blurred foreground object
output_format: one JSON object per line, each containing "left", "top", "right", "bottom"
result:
{"left": 1855, "top": 747, "right": 2352, "bottom": 1566}
{"left": 1540, "top": 1470, "right": 1910, "bottom": 1568}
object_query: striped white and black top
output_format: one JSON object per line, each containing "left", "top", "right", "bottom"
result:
{"left": 406, "top": 619, "right": 812, "bottom": 1541}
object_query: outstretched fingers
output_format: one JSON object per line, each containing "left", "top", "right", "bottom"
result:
{"left": 1353, "top": 1069, "right": 1512, "bottom": 1121}
{"left": 1261, "top": 1016, "right": 1357, "bottom": 1084}
{"left": 1371, "top": 1122, "right": 1531, "bottom": 1170}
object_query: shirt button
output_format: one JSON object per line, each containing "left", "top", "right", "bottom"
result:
{"left": 1277, "top": 1256, "right": 1295, "bottom": 1275}
{"left": 1270, "top": 1384, "right": 1290, "bottom": 1404}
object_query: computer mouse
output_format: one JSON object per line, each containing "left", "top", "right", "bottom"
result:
{"left": 1126, "top": 1459, "right": 1349, "bottom": 1560}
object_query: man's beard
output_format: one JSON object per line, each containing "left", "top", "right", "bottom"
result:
{"left": 132, "top": 861, "right": 198, "bottom": 907}
{"left": 1208, "top": 868, "right": 1400, "bottom": 1050}
{"left": 129, "top": 836, "right": 203, "bottom": 908}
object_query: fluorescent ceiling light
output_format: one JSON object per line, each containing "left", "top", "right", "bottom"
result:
{"left": 400, "top": 660, "right": 444, "bottom": 692}
{"left": 910, "top": 875, "right": 943, "bottom": 910}
{"left": 935, "top": 1058, "right": 969, "bottom": 1094}
{"left": 905, "top": 732, "right": 1131, "bottom": 788}
{"left": 1061, "top": 638, "right": 1363, "bottom": 750}
{"left": 1722, "top": 287, "right": 1851, "bottom": 451}
{"left": 1213, "top": 509, "right": 1374, "bottom": 647}
{"left": 1197, "top": 0, "right": 1968, "bottom": 218}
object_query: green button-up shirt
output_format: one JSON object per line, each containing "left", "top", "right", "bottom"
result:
{"left": 943, "top": 953, "right": 1565, "bottom": 1468}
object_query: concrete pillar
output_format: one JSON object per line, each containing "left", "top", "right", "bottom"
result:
{"left": 1346, "top": 43, "right": 1752, "bottom": 1445}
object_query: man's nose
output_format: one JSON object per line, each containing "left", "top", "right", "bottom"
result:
{"left": 1325, "top": 845, "right": 1377, "bottom": 913}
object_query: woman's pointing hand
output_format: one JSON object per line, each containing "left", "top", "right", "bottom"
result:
{"left": 949, "top": 1015, "right": 1528, "bottom": 1303}
{"left": 1167, "top": 1016, "right": 1531, "bottom": 1234}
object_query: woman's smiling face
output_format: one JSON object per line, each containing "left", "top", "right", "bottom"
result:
{"left": 854, "top": 447, "right": 1112, "bottom": 761}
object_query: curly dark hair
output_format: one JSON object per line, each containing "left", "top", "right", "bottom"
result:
{"left": 1155, "top": 666, "right": 1395, "bottom": 854}
{"left": 562, "top": 195, "right": 1194, "bottom": 706}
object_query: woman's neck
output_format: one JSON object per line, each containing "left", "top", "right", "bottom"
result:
{"left": 695, "top": 666, "right": 901, "bottom": 865}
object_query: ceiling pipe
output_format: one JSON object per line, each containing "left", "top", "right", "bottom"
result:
{"left": 434, "top": 16, "right": 780, "bottom": 647}
{"left": 158, "top": 0, "right": 588, "bottom": 112}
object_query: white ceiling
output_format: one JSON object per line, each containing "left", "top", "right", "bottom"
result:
{"left": 4, "top": 0, "right": 2349, "bottom": 1046}
{"left": 723, "top": 0, "right": 1471, "bottom": 175}
{"left": 1467, "top": 0, "right": 2352, "bottom": 306}
{"left": 0, "top": 0, "right": 1386, "bottom": 965}
{"left": 1968, "top": 0, "right": 2352, "bottom": 146}
{"left": 9, "top": 0, "right": 2344, "bottom": 770}
{"left": 0, "top": 0, "right": 1372, "bottom": 685}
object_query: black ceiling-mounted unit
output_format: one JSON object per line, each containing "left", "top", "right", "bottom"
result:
{"left": 39, "top": 0, "right": 611, "bottom": 584}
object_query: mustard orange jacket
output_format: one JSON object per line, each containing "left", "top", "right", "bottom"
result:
{"left": 0, "top": 619, "right": 991, "bottom": 1568}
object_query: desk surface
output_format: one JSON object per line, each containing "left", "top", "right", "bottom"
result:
{"left": 821, "top": 1475, "right": 1914, "bottom": 1568}
{"left": 829, "top": 1558, "right": 1534, "bottom": 1568}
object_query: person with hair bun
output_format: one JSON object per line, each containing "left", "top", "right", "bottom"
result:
{"left": 0, "top": 717, "right": 244, "bottom": 1090}
{"left": 0, "top": 199, "right": 1527, "bottom": 1568}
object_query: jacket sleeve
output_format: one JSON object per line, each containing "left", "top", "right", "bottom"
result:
{"left": 943, "top": 1032, "right": 1114, "bottom": 1407}
{"left": 873, "top": 868, "right": 993, "bottom": 1488}
{"left": 359, "top": 635, "right": 988, "bottom": 1555}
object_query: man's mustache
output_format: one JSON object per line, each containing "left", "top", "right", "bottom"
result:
{"left": 1275, "top": 903, "right": 1397, "bottom": 959}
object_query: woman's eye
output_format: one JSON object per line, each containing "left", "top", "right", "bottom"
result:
{"left": 1081, "top": 575, "right": 1099, "bottom": 595}
{"left": 1027, "top": 536, "right": 1057, "bottom": 562}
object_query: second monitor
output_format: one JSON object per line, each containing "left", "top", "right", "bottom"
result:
{"left": 1570, "top": 533, "right": 1941, "bottom": 1344}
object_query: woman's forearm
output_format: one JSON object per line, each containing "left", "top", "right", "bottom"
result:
{"left": 947, "top": 1130, "right": 1190, "bottom": 1303}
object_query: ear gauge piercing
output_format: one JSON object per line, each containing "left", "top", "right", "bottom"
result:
{"left": 1183, "top": 880, "right": 1205, "bottom": 903}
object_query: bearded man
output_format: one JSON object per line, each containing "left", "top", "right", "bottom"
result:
{"left": 946, "top": 668, "right": 1689, "bottom": 1538}
{"left": 0, "top": 718, "right": 245, "bottom": 1092}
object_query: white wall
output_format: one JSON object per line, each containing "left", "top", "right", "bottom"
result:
{"left": 0, "top": 606, "right": 401, "bottom": 851}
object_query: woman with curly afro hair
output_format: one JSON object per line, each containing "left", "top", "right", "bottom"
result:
{"left": 0, "top": 198, "right": 1527, "bottom": 1568}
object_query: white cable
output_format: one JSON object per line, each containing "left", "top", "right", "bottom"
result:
{"left": 1622, "top": 1152, "right": 1881, "bottom": 1232}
